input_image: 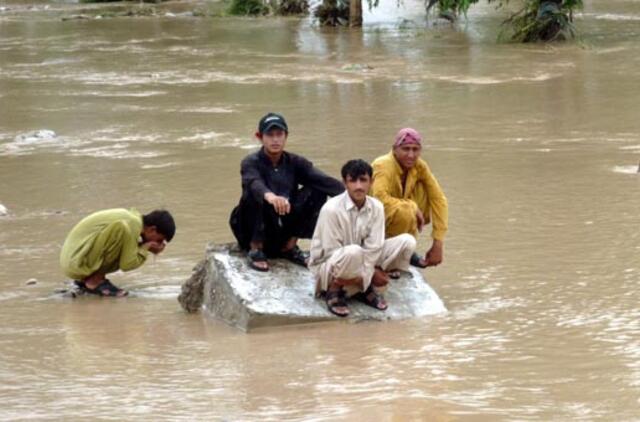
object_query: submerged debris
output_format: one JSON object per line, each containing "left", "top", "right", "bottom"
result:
{"left": 14, "top": 130, "right": 57, "bottom": 144}
{"left": 341, "top": 63, "right": 374, "bottom": 72}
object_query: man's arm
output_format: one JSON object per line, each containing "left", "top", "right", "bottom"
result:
{"left": 360, "top": 202, "right": 385, "bottom": 285}
{"left": 309, "top": 205, "right": 344, "bottom": 266}
{"left": 103, "top": 221, "right": 149, "bottom": 272}
{"left": 297, "top": 157, "right": 344, "bottom": 196}
{"left": 421, "top": 163, "right": 448, "bottom": 241}
{"left": 419, "top": 162, "right": 447, "bottom": 266}
{"left": 240, "top": 156, "right": 271, "bottom": 203}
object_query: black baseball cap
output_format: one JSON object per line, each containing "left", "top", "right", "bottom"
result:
{"left": 258, "top": 112, "right": 288, "bottom": 134}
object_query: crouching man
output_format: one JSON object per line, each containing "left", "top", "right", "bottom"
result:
{"left": 60, "top": 208, "right": 175, "bottom": 297}
{"left": 308, "top": 159, "right": 416, "bottom": 317}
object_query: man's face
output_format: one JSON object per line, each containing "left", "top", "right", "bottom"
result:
{"left": 258, "top": 128, "right": 287, "bottom": 155}
{"left": 344, "top": 173, "right": 371, "bottom": 204}
{"left": 393, "top": 143, "right": 422, "bottom": 170}
{"left": 142, "top": 226, "right": 167, "bottom": 244}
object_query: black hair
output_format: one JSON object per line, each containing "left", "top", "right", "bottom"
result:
{"left": 143, "top": 210, "right": 176, "bottom": 242}
{"left": 341, "top": 159, "right": 373, "bottom": 181}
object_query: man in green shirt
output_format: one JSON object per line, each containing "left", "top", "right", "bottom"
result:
{"left": 60, "top": 208, "right": 176, "bottom": 297}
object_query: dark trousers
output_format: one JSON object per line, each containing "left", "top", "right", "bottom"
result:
{"left": 229, "top": 187, "right": 328, "bottom": 257}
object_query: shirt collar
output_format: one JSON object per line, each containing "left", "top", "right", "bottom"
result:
{"left": 343, "top": 192, "right": 371, "bottom": 213}
{"left": 258, "top": 147, "right": 287, "bottom": 166}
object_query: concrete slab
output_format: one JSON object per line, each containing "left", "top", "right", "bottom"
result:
{"left": 178, "top": 243, "right": 447, "bottom": 331}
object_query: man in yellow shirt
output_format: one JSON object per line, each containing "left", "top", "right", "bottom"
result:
{"left": 60, "top": 208, "right": 175, "bottom": 297}
{"left": 371, "top": 128, "right": 448, "bottom": 268}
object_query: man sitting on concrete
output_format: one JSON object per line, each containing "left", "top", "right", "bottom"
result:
{"left": 229, "top": 112, "right": 344, "bottom": 272}
{"left": 371, "top": 128, "right": 448, "bottom": 268}
{"left": 60, "top": 208, "right": 175, "bottom": 297}
{"left": 309, "top": 159, "right": 416, "bottom": 317}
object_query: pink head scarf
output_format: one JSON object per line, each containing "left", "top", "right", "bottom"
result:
{"left": 393, "top": 128, "right": 422, "bottom": 148}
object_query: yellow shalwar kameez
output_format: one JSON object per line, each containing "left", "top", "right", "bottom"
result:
{"left": 371, "top": 151, "right": 448, "bottom": 241}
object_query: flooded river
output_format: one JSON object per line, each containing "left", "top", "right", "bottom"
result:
{"left": 1, "top": 0, "right": 639, "bottom": 420}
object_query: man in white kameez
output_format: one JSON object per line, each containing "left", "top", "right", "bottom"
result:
{"left": 309, "top": 159, "right": 417, "bottom": 317}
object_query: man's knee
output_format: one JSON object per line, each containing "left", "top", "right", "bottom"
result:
{"left": 342, "top": 244, "right": 365, "bottom": 260}
{"left": 396, "top": 202, "right": 417, "bottom": 221}
{"left": 397, "top": 233, "right": 417, "bottom": 253}
{"left": 388, "top": 203, "right": 418, "bottom": 235}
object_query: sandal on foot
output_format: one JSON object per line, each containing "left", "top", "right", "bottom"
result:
{"left": 325, "top": 289, "right": 349, "bottom": 317}
{"left": 75, "top": 279, "right": 128, "bottom": 297}
{"left": 247, "top": 249, "right": 269, "bottom": 272}
{"left": 355, "top": 287, "right": 388, "bottom": 311}
{"left": 410, "top": 252, "right": 427, "bottom": 268}
{"left": 281, "top": 245, "right": 309, "bottom": 268}
{"left": 387, "top": 270, "right": 401, "bottom": 279}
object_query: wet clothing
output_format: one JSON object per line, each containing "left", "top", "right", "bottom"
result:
{"left": 371, "top": 151, "right": 448, "bottom": 241}
{"left": 60, "top": 208, "right": 148, "bottom": 280}
{"left": 308, "top": 191, "right": 416, "bottom": 295}
{"left": 229, "top": 148, "right": 343, "bottom": 255}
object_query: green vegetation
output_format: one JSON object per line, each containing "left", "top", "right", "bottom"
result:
{"left": 277, "top": 0, "right": 309, "bottom": 15}
{"left": 429, "top": 0, "right": 583, "bottom": 42}
{"left": 79, "top": 0, "right": 165, "bottom": 3}
{"left": 227, "top": 0, "right": 269, "bottom": 16}
{"left": 314, "top": 0, "right": 349, "bottom": 25}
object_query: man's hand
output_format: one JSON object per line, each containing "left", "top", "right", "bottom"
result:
{"left": 372, "top": 267, "right": 390, "bottom": 287}
{"left": 416, "top": 209, "right": 425, "bottom": 233}
{"left": 424, "top": 240, "right": 443, "bottom": 267}
{"left": 264, "top": 192, "right": 291, "bottom": 216}
{"left": 145, "top": 241, "right": 166, "bottom": 255}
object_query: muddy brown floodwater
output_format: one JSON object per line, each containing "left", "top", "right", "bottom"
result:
{"left": 1, "top": 0, "right": 639, "bottom": 420}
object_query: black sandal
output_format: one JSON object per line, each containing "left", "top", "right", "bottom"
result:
{"left": 387, "top": 270, "right": 401, "bottom": 279}
{"left": 75, "top": 279, "right": 128, "bottom": 297}
{"left": 281, "top": 245, "right": 309, "bottom": 268}
{"left": 325, "top": 289, "right": 349, "bottom": 317}
{"left": 247, "top": 249, "right": 269, "bottom": 272}
{"left": 355, "top": 286, "right": 388, "bottom": 311}
{"left": 410, "top": 252, "right": 427, "bottom": 268}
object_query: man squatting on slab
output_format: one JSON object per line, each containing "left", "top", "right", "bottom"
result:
{"left": 308, "top": 160, "right": 417, "bottom": 317}
{"left": 229, "top": 112, "right": 344, "bottom": 272}
{"left": 371, "top": 128, "right": 449, "bottom": 268}
{"left": 60, "top": 208, "right": 175, "bottom": 297}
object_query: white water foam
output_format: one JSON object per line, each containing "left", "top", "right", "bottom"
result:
{"left": 69, "top": 145, "right": 165, "bottom": 159}
{"left": 174, "top": 107, "right": 235, "bottom": 114}
{"left": 589, "top": 13, "right": 640, "bottom": 22}
{"left": 0, "top": 130, "right": 88, "bottom": 156}
{"left": 177, "top": 132, "right": 255, "bottom": 149}
{"left": 434, "top": 73, "right": 556, "bottom": 85}
{"left": 612, "top": 165, "right": 640, "bottom": 175}
{"left": 140, "top": 162, "right": 179, "bottom": 170}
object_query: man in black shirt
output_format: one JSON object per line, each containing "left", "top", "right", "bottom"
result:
{"left": 230, "top": 113, "right": 344, "bottom": 271}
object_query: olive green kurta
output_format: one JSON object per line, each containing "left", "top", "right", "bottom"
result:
{"left": 60, "top": 208, "right": 149, "bottom": 280}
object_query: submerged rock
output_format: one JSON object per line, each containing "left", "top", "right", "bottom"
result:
{"left": 178, "top": 243, "right": 447, "bottom": 331}
{"left": 25, "top": 278, "right": 38, "bottom": 286}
